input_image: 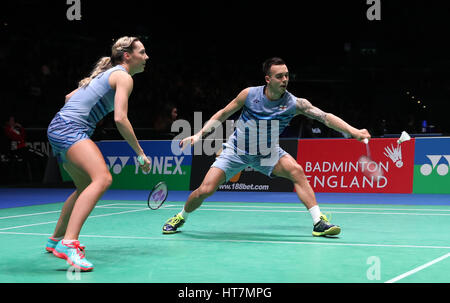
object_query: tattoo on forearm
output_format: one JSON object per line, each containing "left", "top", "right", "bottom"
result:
{"left": 297, "top": 98, "right": 327, "bottom": 123}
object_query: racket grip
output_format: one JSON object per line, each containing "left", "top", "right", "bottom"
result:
{"left": 362, "top": 138, "right": 369, "bottom": 144}
{"left": 137, "top": 155, "right": 145, "bottom": 165}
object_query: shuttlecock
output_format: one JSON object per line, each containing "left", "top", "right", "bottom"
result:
{"left": 397, "top": 131, "right": 411, "bottom": 144}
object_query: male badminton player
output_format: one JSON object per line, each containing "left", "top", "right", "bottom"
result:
{"left": 46, "top": 36, "right": 151, "bottom": 271}
{"left": 163, "top": 57, "right": 371, "bottom": 237}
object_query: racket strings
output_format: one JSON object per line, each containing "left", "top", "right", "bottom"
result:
{"left": 148, "top": 182, "right": 168, "bottom": 210}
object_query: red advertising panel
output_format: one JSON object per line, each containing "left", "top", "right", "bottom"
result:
{"left": 296, "top": 138, "right": 415, "bottom": 193}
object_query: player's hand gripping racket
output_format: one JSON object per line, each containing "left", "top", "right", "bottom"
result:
{"left": 358, "top": 138, "right": 384, "bottom": 178}
{"left": 137, "top": 154, "right": 151, "bottom": 173}
{"left": 138, "top": 156, "right": 168, "bottom": 209}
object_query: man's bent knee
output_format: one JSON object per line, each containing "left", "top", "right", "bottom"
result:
{"left": 197, "top": 183, "right": 217, "bottom": 199}
{"left": 287, "top": 164, "right": 306, "bottom": 182}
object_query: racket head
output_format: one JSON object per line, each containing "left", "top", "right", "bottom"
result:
{"left": 147, "top": 181, "right": 168, "bottom": 210}
{"left": 358, "top": 155, "right": 384, "bottom": 178}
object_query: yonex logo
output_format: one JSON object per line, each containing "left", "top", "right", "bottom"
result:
{"left": 420, "top": 155, "right": 450, "bottom": 176}
{"left": 134, "top": 156, "right": 184, "bottom": 175}
{"left": 106, "top": 156, "right": 129, "bottom": 174}
{"left": 106, "top": 156, "right": 185, "bottom": 175}
{"left": 151, "top": 189, "right": 165, "bottom": 201}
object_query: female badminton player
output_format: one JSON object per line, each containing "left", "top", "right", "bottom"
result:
{"left": 163, "top": 57, "right": 371, "bottom": 237}
{"left": 46, "top": 36, "right": 151, "bottom": 271}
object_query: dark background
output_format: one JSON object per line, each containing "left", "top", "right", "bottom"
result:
{"left": 2, "top": 0, "right": 450, "bottom": 138}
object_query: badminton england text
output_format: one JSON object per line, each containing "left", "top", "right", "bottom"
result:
{"left": 305, "top": 161, "right": 389, "bottom": 189}
{"left": 177, "top": 287, "right": 271, "bottom": 300}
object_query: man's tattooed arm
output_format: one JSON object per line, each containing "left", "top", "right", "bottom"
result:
{"left": 295, "top": 98, "right": 369, "bottom": 140}
{"left": 295, "top": 98, "right": 327, "bottom": 123}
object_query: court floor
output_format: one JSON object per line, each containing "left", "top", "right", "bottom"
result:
{"left": 0, "top": 189, "right": 449, "bottom": 283}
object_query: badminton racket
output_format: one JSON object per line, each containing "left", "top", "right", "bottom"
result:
{"left": 358, "top": 138, "right": 384, "bottom": 178}
{"left": 146, "top": 181, "right": 168, "bottom": 210}
{"left": 138, "top": 156, "right": 168, "bottom": 209}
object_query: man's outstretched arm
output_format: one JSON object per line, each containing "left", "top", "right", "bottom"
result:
{"left": 296, "top": 97, "right": 370, "bottom": 141}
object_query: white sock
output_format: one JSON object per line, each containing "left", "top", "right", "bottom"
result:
{"left": 309, "top": 205, "right": 321, "bottom": 225}
{"left": 52, "top": 236, "right": 63, "bottom": 241}
{"left": 180, "top": 208, "right": 189, "bottom": 220}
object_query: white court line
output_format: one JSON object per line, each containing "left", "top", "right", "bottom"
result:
{"left": 104, "top": 203, "right": 450, "bottom": 212}
{"left": 0, "top": 203, "right": 119, "bottom": 220}
{"left": 385, "top": 253, "right": 450, "bottom": 283}
{"left": 2, "top": 204, "right": 448, "bottom": 220}
{"left": 1, "top": 230, "right": 450, "bottom": 250}
{"left": 2, "top": 203, "right": 448, "bottom": 224}
{"left": 0, "top": 210, "right": 61, "bottom": 220}
{"left": 196, "top": 208, "right": 450, "bottom": 216}
{"left": 1, "top": 202, "right": 449, "bottom": 231}
{"left": 204, "top": 206, "right": 450, "bottom": 212}
{"left": 93, "top": 203, "right": 128, "bottom": 208}
{"left": 0, "top": 207, "right": 149, "bottom": 231}
{"left": 92, "top": 205, "right": 450, "bottom": 216}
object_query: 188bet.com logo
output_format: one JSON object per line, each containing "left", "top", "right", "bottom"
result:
{"left": 419, "top": 155, "right": 450, "bottom": 176}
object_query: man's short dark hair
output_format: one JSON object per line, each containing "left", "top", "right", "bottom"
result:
{"left": 262, "top": 57, "right": 286, "bottom": 76}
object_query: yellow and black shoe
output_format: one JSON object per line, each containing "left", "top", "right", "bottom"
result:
{"left": 162, "top": 214, "right": 185, "bottom": 234}
{"left": 312, "top": 214, "right": 341, "bottom": 237}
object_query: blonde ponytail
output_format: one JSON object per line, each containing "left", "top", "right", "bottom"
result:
{"left": 78, "top": 56, "right": 113, "bottom": 88}
{"left": 78, "top": 36, "right": 140, "bottom": 88}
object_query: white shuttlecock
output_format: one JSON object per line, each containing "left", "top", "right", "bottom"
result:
{"left": 397, "top": 131, "right": 411, "bottom": 144}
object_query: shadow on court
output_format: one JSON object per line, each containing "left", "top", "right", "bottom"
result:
{"left": 178, "top": 230, "right": 340, "bottom": 242}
